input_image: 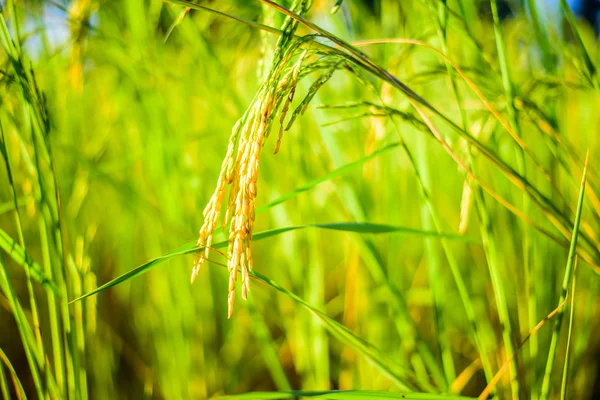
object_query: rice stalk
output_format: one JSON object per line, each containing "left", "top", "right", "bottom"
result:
{"left": 539, "top": 152, "right": 588, "bottom": 400}
{"left": 560, "top": 259, "right": 577, "bottom": 400}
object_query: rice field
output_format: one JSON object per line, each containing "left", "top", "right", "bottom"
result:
{"left": 0, "top": 0, "right": 599, "bottom": 399}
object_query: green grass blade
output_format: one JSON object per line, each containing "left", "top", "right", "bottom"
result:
{"left": 68, "top": 241, "right": 199, "bottom": 303}
{"left": 70, "top": 222, "right": 476, "bottom": 303}
{"left": 307, "top": 223, "right": 476, "bottom": 238}
{"left": 560, "top": 259, "right": 577, "bottom": 400}
{"left": 540, "top": 153, "right": 588, "bottom": 399}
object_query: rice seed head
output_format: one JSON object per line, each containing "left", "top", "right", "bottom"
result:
{"left": 192, "top": 1, "right": 353, "bottom": 317}
{"left": 194, "top": 106, "right": 268, "bottom": 316}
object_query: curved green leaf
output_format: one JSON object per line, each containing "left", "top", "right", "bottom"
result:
{"left": 70, "top": 222, "right": 476, "bottom": 303}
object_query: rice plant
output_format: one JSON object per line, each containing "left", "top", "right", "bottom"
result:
{"left": 0, "top": 0, "right": 599, "bottom": 399}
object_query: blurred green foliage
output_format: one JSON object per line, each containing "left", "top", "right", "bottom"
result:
{"left": 0, "top": 0, "right": 599, "bottom": 399}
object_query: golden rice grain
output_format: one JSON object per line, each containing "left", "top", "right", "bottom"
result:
{"left": 193, "top": 1, "right": 320, "bottom": 317}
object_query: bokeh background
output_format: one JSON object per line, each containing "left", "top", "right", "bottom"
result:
{"left": 0, "top": 0, "right": 599, "bottom": 399}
